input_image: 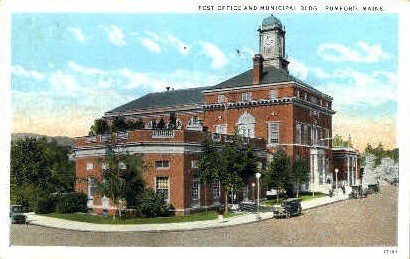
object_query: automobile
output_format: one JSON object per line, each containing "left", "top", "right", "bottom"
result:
{"left": 10, "top": 205, "right": 27, "bottom": 224}
{"left": 273, "top": 198, "right": 302, "bottom": 218}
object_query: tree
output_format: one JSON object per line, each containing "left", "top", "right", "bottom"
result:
{"left": 264, "top": 151, "right": 291, "bottom": 202}
{"left": 157, "top": 118, "right": 166, "bottom": 129}
{"left": 111, "top": 116, "right": 128, "bottom": 132}
{"left": 332, "top": 134, "right": 351, "bottom": 148}
{"left": 198, "top": 131, "right": 258, "bottom": 213}
{"left": 168, "top": 112, "right": 177, "bottom": 129}
{"left": 89, "top": 119, "right": 110, "bottom": 135}
{"left": 10, "top": 137, "right": 75, "bottom": 210}
{"left": 135, "top": 119, "right": 144, "bottom": 129}
{"left": 290, "top": 159, "right": 309, "bottom": 198}
{"left": 93, "top": 146, "right": 148, "bottom": 219}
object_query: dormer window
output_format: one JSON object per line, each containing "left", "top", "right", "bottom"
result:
{"left": 217, "top": 95, "right": 225, "bottom": 104}
{"left": 242, "top": 92, "right": 251, "bottom": 102}
{"left": 269, "top": 90, "right": 277, "bottom": 100}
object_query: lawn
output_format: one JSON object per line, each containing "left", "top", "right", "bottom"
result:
{"left": 261, "top": 192, "right": 327, "bottom": 206}
{"left": 45, "top": 210, "right": 234, "bottom": 224}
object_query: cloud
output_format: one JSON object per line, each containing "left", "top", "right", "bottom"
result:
{"left": 139, "top": 38, "right": 161, "bottom": 53}
{"left": 317, "top": 41, "right": 391, "bottom": 63}
{"left": 288, "top": 57, "right": 309, "bottom": 81}
{"left": 49, "top": 70, "right": 83, "bottom": 96}
{"left": 103, "top": 25, "right": 126, "bottom": 46}
{"left": 68, "top": 61, "right": 104, "bottom": 75}
{"left": 12, "top": 65, "right": 45, "bottom": 81}
{"left": 67, "top": 27, "right": 86, "bottom": 43}
{"left": 198, "top": 42, "right": 228, "bottom": 69}
{"left": 165, "top": 33, "right": 190, "bottom": 55}
{"left": 139, "top": 31, "right": 190, "bottom": 55}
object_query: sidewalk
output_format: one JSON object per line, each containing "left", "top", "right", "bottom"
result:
{"left": 25, "top": 193, "right": 349, "bottom": 232}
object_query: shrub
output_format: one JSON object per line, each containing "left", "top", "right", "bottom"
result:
{"left": 139, "top": 190, "right": 171, "bottom": 217}
{"left": 55, "top": 192, "right": 88, "bottom": 214}
{"left": 35, "top": 195, "right": 56, "bottom": 214}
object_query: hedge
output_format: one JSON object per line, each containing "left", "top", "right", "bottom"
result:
{"left": 55, "top": 192, "right": 88, "bottom": 214}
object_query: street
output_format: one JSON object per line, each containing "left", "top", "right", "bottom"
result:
{"left": 10, "top": 185, "right": 397, "bottom": 246}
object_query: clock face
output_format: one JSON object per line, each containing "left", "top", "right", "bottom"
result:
{"left": 263, "top": 35, "right": 273, "bottom": 45}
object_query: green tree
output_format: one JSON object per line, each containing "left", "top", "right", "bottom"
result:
{"left": 135, "top": 119, "right": 144, "bottom": 129}
{"left": 290, "top": 159, "right": 309, "bottom": 198}
{"left": 10, "top": 137, "right": 74, "bottom": 210}
{"left": 157, "top": 118, "right": 166, "bottom": 129}
{"left": 332, "top": 134, "right": 350, "bottom": 148}
{"left": 111, "top": 116, "right": 128, "bottom": 132}
{"left": 168, "top": 112, "right": 177, "bottom": 129}
{"left": 264, "top": 151, "right": 291, "bottom": 202}
{"left": 89, "top": 119, "right": 110, "bottom": 135}
{"left": 198, "top": 131, "right": 258, "bottom": 213}
{"left": 93, "top": 146, "right": 148, "bottom": 219}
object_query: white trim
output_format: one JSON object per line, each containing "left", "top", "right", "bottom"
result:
{"left": 202, "top": 80, "right": 332, "bottom": 100}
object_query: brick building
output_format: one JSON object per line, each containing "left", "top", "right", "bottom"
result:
{"left": 74, "top": 15, "right": 337, "bottom": 214}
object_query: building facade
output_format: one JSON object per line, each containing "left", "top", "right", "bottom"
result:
{"left": 74, "top": 15, "right": 337, "bottom": 214}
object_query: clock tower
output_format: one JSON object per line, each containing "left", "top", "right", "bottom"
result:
{"left": 258, "top": 15, "right": 289, "bottom": 72}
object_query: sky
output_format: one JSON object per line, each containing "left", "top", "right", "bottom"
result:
{"left": 11, "top": 13, "right": 398, "bottom": 151}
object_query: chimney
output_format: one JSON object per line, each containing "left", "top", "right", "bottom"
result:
{"left": 166, "top": 87, "right": 170, "bottom": 91}
{"left": 253, "top": 54, "right": 263, "bottom": 85}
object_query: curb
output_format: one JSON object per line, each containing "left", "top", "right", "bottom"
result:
{"left": 24, "top": 197, "right": 348, "bottom": 233}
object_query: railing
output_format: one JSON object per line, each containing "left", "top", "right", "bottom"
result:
{"left": 85, "top": 136, "right": 97, "bottom": 144}
{"left": 100, "top": 134, "right": 112, "bottom": 143}
{"left": 151, "top": 130, "right": 174, "bottom": 139}
{"left": 116, "top": 132, "right": 128, "bottom": 141}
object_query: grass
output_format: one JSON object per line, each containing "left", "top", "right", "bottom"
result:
{"left": 46, "top": 210, "right": 219, "bottom": 224}
{"left": 261, "top": 192, "right": 327, "bottom": 206}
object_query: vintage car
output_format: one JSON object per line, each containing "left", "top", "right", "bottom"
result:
{"left": 273, "top": 198, "right": 302, "bottom": 218}
{"left": 10, "top": 205, "right": 27, "bottom": 224}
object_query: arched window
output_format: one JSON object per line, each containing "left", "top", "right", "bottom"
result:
{"left": 237, "top": 111, "right": 255, "bottom": 138}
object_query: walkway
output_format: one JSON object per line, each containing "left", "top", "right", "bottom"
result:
{"left": 25, "top": 193, "right": 349, "bottom": 232}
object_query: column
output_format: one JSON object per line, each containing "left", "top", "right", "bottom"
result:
{"left": 347, "top": 156, "right": 350, "bottom": 186}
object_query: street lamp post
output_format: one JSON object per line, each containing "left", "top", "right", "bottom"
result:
{"left": 335, "top": 168, "right": 339, "bottom": 190}
{"left": 255, "top": 173, "right": 261, "bottom": 214}
{"left": 251, "top": 182, "right": 256, "bottom": 202}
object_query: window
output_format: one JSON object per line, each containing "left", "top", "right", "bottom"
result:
{"left": 188, "top": 116, "right": 200, "bottom": 126}
{"left": 241, "top": 92, "right": 251, "bottom": 102}
{"left": 303, "top": 124, "right": 309, "bottom": 144}
{"left": 86, "top": 162, "right": 94, "bottom": 171}
{"left": 215, "top": 125, "right": 227, "bottom": 134}
{"left": 191, "top": 160, "right": 199, "bottom": 169}
{"left": 268, "top": 122, "right": 280, "bottom": 144}
{"left": 217, "top": 95, "right": 225, "bottom": 103}
{"left": 296, "top": 90, "right": 300, "bottom": 98}
{"left": 212, "top": 180, "right": 221, "bottom": 201}
{"left": 304, "top": 92, "right": 308, "bottom": 100}
{"left": 102, "top": 162, "right": 108, "bottom": 170}
{"left": 155, "top": 160, "right": 170, "bottom": 169}
{"left": 269, "top": 90, "right": 277, "bottom": 100}
{"left": 156, "top": 177, "right": 169, "bottom": 202}
{"left": 296, "top": 123, "right": 302, "bottom": 144}
{"left": 87, "top": 177, "right": 94, "bottom": 198}
{"left": 311, "top": 96, "right": 317, "bottom": 104}
{"left": 191, "top": 177, "right": 200, "bottom": 207}
{"left": 146, "top": 120, "right": 157, "bottom": 129}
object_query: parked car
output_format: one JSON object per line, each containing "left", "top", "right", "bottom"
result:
{"left": 10, "top": 205, "right": 27, "bottom": 224}
{"left": 273, "top": 198, "right": 302, "bottom": 218}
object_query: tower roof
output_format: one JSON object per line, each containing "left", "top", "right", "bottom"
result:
{"left": 261, "top": 15, "right": 283, "bottom": 30}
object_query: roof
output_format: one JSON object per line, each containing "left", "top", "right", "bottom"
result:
{"left": 109, "top": 66, "right": 330, "bottom": 114}
{"left": 261, "top": 15, "right": 283, "bottom": 30}
{"left": 208, "top": 66, "right": 294, "bottom": 90}
{"left": 109, "top": 87, "right": 208, "bottom": 113}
